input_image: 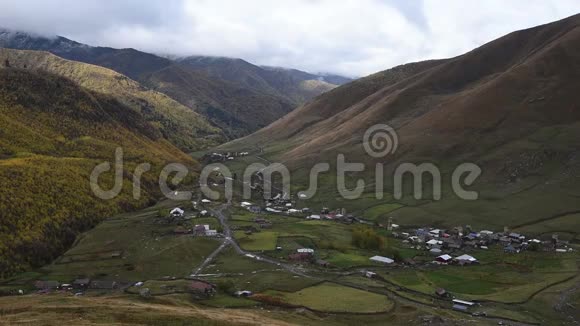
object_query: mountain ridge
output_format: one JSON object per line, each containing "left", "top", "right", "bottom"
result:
{"left": 221, "top": 13, "right": 580, "bottom": 229}
{"left": 0, "top": 63, "right": 200, "bottom": 276}
{"left": 0, "top": 28, "right": 350, "bottom": 138}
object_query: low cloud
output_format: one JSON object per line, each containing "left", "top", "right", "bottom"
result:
{"left": 0, "top": 0, "right": 578, "bottom": 76}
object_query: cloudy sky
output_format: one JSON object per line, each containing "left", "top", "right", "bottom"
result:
{"left": 0, "top": 0, "right": 578, "bottom": 76}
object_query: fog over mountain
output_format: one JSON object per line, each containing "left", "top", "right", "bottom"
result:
{"left": 0, "top": 0, "right": 579, "bottom": 76}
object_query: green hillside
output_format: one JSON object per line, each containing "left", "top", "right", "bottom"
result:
{"left": 0, "top": 66, "right": 198, "bottom": 277}
{"left": 0, "top": 48, "right": 224, "bottom": 152}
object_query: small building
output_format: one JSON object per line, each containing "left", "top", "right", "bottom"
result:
{"left": 194, "top": 224, "right": 207, "bottom": 236}
{"left": 201, "top": 199, "right": 211, "bottom": 204}
{"left": 435, "top": 288, "right": 448, "bottom": 297}
{"left": 509, "top": 232, "right": 522, "bottom": 239}
{"left": 173, "top": 226, "right": 190, "bottom": 235}
{"left": 365, "top": 271, "right": 377, "bottom": 278}
{"left": 234, "top": 290, "right": 253, "bottom": 297}
{"left": 429, "top": 248, "right": 443, "bottom": 255}
{"left": 504, "top": 244, "right": 518, "bottom": 254}
{"left": 369, "top": 255, "right": 394, "bottom": 264}
{"left": 429, "top": 229, "right": 442, "bottom": 237}
{"left": 452, "top": 299, "right": 475, "bottom": 306}
{"left": 206, "top": 229, "right": 218, "bottom": 236}
{"left": 436, "top": 254, "right": 453, "bottom": 263}
{"left": 288, "top": 253, "right": 312, "bottom": 262}
{"left": 247, "top": 205, "right": 262, "bottom": 214}
{"left": 307, "top": 214, "right": 321, "bottom": 220}
{"left": 89, "top": 280, "right": 118, "bottom": 290}
{"left": 426, "top": 239, "right": 442, "bottom": 247}
{"left": 447, "top": 242, "right": 462, "bottom": 250}
{"left": 479, "top": 230, "right": 494, "bottom": 237}
{"left": 297, "top": 248, "right": 315, "bottom": 254}
{"left": 34, "top": 281, "right": 60, "bottom": 290}
{"left": 316, "top": 259, "right": 330, "bottom": 268}
{"left": 452, "top": 304, "right": 469, "bottom": 312}
{"left": 454, "top": 254, "right": 478, "bottom": 264}
{"left": 73, "top": 278, "right": 90, "bottom": 289}
{"left": 190, "top": 280, "right": 216, "bottom": 296}
{"left": 499, "top": 236, "right": 511, "bottom": 245}
{"left": 170, "top": 208, "right": 185, "bottom": 217}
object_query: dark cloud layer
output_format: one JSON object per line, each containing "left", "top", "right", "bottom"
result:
{"left": 0, "top": 0, "right": 578, "bottom": 76}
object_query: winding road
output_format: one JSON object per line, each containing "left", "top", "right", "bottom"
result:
{"left": 191, "top": 202, "right": 313, "bottom": 278}
{"left": 187, "top": 201, "right": 548, "bottom": 325}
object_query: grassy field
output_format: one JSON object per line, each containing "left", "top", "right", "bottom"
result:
{"left": 200, "top": 294, "right": 258, "bottom": 308}
{"left": 513, "top": 212, "right": 580, "bottom": 242}
{"left": 383, "top": 247, "right": 579, "bottom": 303}
{"left": 234, "top": 231, "right": 278, "bottom": 251}
{"left": 3, "top": 200, "right": 221, "bottom": 285}
{"left": 0, "top": 294, "right": 289, "bottom": 326}
{"left": 261, "top": 282, "right": 394, "bottom": 313}
{"left": 126, "top": 279, "right": 192, "bottom": 295}
{"left": 362, "top": 203, "right": 404, "bottom": 221}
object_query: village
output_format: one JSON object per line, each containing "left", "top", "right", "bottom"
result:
{"left": 7, "top": 180, "right": 574, "bottom": 317}
{"left": 6, "top": 182, "right": 577, "bottom": 323}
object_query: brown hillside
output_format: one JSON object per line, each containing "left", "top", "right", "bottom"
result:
{"left": 222, "top": 14, "right": 580, "bottom": 229}
{"left": 227, "top": 14, "right": 580, "bottom": 166}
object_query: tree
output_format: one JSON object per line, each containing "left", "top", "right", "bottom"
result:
{"left": 392, "top": 250, "right": 404, "bottom": 263}
{"left": 4, "top": 59, "right": 9, "bottom": 68}
{"left": 216, "top": 280, "right": 236, "bottom": 294}
{"left": 528, "top": 242, "right": 540, "bottom": 252}
{"left": 351, "top": 226, "right": 384, "bottom": 251}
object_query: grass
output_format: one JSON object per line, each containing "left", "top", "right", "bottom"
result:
{"left": 0, "top": 61, "right": 208, "bottom": 278}
{"left": 1, "top": 48, "right": 222, "bottom": 151}
{"left": 234, "top": 231, "right": 278, "bottom": 251}
{"left": 0, "top": 294, "right": 281, "bottom": 326}
{"left": 200, "top": 294, "right": 258, "bottom": 308}
{"left": 262, "top": 282, "right": 393, "bottom": 313}
{"left": 126, "top": 280, "right": 192, "bottom": 295}
{"left": 382, "top": 248, "right": 580, "bottom": 303}
{"left": 7, "top": 203, "right": 221, "bottom": 282}
{"left": 323, "top": 251, "right": 371, "bottom": 268}
{"left": 362, "top": 203, "right": 404, "bottom": 221}
{"left": 338, "top": 275, "right": 386, "bottom": 288}
{"left": 513, "top": 212, "right": 580, "bottom": 240}
{"left": 203, "top": 248, "right": 275, "bottom": 274}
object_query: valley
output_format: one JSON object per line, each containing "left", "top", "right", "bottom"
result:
{"left": 1, "top": 148, "right": 578, "bottom": 325}
{"left": 1, "top": 8, "right": 580, "bottom": 326}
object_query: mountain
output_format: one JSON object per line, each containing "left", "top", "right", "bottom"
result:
{"left": 179, "top": 56, "right": 347, "bottom": 104}
{"left": 0, "top": 29, "right": 346, "bottom": 138}
{"left": 140, "top": 64, "right": 296, "bottom": 138}
{"left": 223, "top": 14, "right": 580, "bottom": 229}
{"left": 0, "top": 58, "right": 203, "bottom": 276}
{"left": 0, "top": 48, "right": 223, "bottom": 151}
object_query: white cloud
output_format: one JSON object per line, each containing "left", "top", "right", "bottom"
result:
{"left": 0, "top": 0, "right": 578, "bottom": 76}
